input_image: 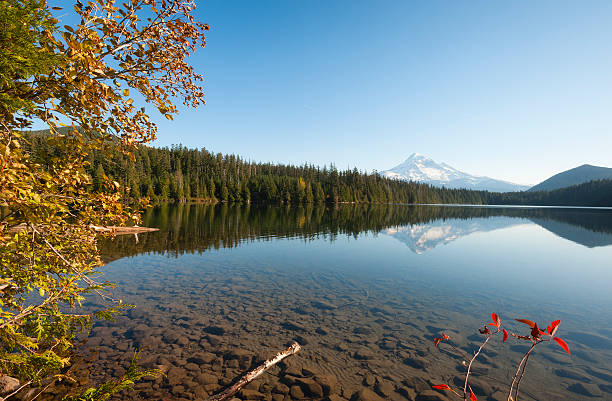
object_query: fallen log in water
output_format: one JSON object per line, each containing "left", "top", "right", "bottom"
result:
{"left": 89, "top": 225, "right": 159, "bottom": 234}
{"left": 207, "top": 342, "right": 301, "bottom": 401}
{"left": 7, "top": 223, "right": 158, "bottom": 235}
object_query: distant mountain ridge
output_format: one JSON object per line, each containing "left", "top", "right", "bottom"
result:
{"left": 382, "top": 153, "right": 530, "bottom": 192}
{"left": 529, "top": 164, "right": 612, "bottom": 192}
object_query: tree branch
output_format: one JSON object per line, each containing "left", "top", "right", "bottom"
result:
{"left": 207, "top": 342, "right": 301, "bottom": 401}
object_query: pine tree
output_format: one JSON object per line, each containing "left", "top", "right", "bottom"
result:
{"left": 220, "top": 184, "right": 229, "bottom": 202}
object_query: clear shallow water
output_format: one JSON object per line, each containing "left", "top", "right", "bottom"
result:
{"left": 87, "top": 204, "right": 612, "bottom": 401}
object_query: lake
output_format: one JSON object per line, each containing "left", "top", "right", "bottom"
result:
{"left": 84, "top": 204, "right": 612, "bottom": 401}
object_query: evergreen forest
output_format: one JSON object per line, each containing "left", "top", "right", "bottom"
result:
{"left": 23, "top": 130, "right": 612, "bottom": 207}
{"left": 23, "top": 130, "right": 488, "bottom": 205}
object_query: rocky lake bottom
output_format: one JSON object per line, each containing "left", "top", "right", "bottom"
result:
{"left": 40, "top": 204, "right": 612, "bottom": 401}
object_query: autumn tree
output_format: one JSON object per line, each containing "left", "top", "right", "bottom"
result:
{"left": 0, "top": 0, "right": 208, "bottom": 399}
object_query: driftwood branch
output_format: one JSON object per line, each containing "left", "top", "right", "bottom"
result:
{"left": 207, "top": 342, "right": 301, "bottom": 401}
{"left": 89, "top": 225, "right": 159, "bottom": 234}
{"left": 7, "top": 223, "right": 158, "bottom": 235}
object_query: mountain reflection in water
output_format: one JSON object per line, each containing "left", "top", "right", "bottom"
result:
{"left": 102, "top": 203, "right": 612, "bottom": 259}
{"left": 384, "top": 217, "right": 526, "bottom": 254}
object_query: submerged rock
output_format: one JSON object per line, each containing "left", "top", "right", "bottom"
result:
{"left": 354, "top": 326, "right": 374, "bottom": 335}
{"left": 203, "top": 325, "right": 227, "bottom": 336}
{"left": 290, "top": 384, "right": 305, "bottom": 399}
{"left": 281, "top": 321, "right": 308, "bottom": 332}
{"left": 0, "top": 376, "right": 20, "bottom": 396}
{"left": 281, "top": 358, "right": 303, "bottom": 377}
{"left": 568, "top": 382, "right": 603, "bottom": 397}
{"left": 273, "top": 382, "right": 290, "bottom": 394}
{"left": 362, "top": 374, "right": 375, "bottom": 387}
{"left": 350, "top": 388, "right": 385, "bottom": 401}
{"left": 315, "top": 373, "right": 339, "bottom": 396}
{"left": 325, "top": 395, "right": 348, "bottom": 401}
{"left": 402, "top": 377, "right": 431, "bottom": 393}
{"left": 398, "top": 386, "right": 416, "bottom": 400}
{"left": 452, "top": 377, "right": 492, "bottom": 396}
{"left": 296, "top": 377, "right": 324, "bottom": 398}
{"left": 188, "top": 351, "right": 216, "bottom": 365}
{"left": 403, "top": 356, "right": 427, "bottom": 370}
{"left": 354, "top": 347, "right": 375, "bottom": 360}
{"left": 415, "top": 390, "right": 449, "bottom": 401}
{"left": 166, "top": 367, "right": 183, "bottom": 386}
{"left": 311, "top": 300, "right": 337, "bottom": 310}
{"left": 239, "top": 389, "right": 266, "bottom": 400}
{"left": 374, "top": 378, "right": 394, "bottom": 397}
{"left": 196, "top": 373, "right": 218, "bottom": 386}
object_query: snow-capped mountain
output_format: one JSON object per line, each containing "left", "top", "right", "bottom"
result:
{"left": 384, "top": 217, "right": 525, "bottom": 254}
{"left": 382, "top": 153, "right": 530, "bottom": 192}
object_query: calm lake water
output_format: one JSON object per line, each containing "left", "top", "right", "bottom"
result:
{"left": 86, "top": 204, "right": 612, "bottom": 401}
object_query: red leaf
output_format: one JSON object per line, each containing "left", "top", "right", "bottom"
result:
{"left": 469, "top": 385, "right": 477, "bottom": 401}
{"left": 553, "top": 337, "right": 571, "bottom": 354}
{"left": 433, "top": 338, "right": 441, "bottom": 347}
{"left": 515, "top": 318, "right": 536, "bottom": 328}
{"left": 503, "top": 329, "right": 508, "bottom": 343}
{"left": 492, "top": 312, "right": 501, "bottom": 327}
{"left": 531, "top": 323, "right": 542, "bottom": 339}
{"left": 432, "top": 384, "right": 450, "bottom": 390}
{"left": 442, "top": 333, "right": 450, "bottom": 340}
{"left": 547, "top": 319, "right": 561, "bottom": 336}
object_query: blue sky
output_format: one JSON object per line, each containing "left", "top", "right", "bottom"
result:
{"left": 59, "top": 0, "right": 612, "bottom": 185}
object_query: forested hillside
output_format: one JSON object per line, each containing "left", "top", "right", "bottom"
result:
{"left": 23, "top": 130, "right": 488, "bottom": 204}
{"left": 488, "top": 179, "right": 612, "bottom": 207}
{"left": 22, "top": 130, "right": 612, "bottom": 206}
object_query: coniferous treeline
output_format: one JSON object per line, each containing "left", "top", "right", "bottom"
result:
{"left": 486, "top": 179, "right": 612, "bottom": 207}
{"left": 22, "top": 130, "right": 612, "bottom": 206}
{"left": 23, "top": 131, "right": 489, "bottom": 205}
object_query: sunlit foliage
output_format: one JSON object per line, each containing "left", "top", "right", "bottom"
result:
{"left": 0, "top": 0, "right": 208, "bottom": 398}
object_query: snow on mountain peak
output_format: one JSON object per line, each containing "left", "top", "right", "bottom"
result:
{"left": 381, "top": 154, "right": 529, "bottom": 192}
